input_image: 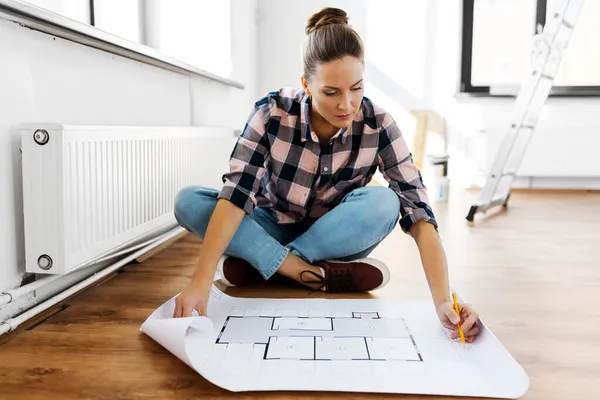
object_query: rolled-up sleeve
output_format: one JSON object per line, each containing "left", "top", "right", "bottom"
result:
{"left": 218, "top": 99, "right": 271, "bottom": 214}
{"left": 377, "top": 112, "right": 438, "bottom": 233}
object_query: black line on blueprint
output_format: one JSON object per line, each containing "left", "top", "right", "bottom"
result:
{"left": 263, "top": 337, "right": 272, "bottom": 360}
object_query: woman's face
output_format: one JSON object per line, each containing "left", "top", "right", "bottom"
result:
{"left": 302, "top": 56, "right": 364, "bottom": 132}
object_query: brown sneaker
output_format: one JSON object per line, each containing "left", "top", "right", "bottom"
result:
{"left": 216, "top": 256, "right": 265, "bottom": 287}
{"left": 300, "top": 258, "right": 390, "bottom": 293}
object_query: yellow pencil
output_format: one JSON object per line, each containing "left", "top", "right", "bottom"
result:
{"left": 452, "top": 293, "right": 465, "bottom": 344}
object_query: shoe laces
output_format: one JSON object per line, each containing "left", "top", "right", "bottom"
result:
{"left": 300, "top": 266, "right": 356, "bottom": 292}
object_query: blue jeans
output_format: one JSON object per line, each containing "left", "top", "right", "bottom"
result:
{"left": 173, "top": 186, "right": 400, "bottom": 280}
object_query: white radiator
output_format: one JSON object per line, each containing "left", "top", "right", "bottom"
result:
{"left": 21, "top": 124, "right": 234, "bottom": 275}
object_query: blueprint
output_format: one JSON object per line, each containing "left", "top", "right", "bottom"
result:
{"left": 140, "top": 285, "right": 529, "bottom": 398}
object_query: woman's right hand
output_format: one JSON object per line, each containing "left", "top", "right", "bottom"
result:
{"left": 171, "top": 198, "right": 247, "bottom": 318}
{"left": 172, "top": 274, "right": 213, "bottom": 318}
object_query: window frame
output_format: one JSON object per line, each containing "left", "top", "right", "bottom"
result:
{"left": 89, "top": 0, "right": 95, "bottom": 25}
{"left": 460, "top": 0, "right": 600, "bottom": 97}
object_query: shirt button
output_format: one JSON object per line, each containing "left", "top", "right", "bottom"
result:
{"left": 324, "top": 167, "right": 329, "bottom": 172}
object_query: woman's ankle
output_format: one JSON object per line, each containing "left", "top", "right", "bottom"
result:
{"left": 276, "top": 253, "right": 324, "bottom": 290}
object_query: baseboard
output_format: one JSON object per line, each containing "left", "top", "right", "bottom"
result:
{"left": 463, "top": 175, "right": 600, "bottom": 190}
{"left": 374, "top": 169, "right": 600, "bottom": 191}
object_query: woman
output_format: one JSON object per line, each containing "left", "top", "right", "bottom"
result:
{"left": 172, "top": 7, "right": 480, "bottom": 342}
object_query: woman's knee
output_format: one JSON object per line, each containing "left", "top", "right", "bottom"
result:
{"left": 173, "top": 186, "right": 219, "bottom": 229}
{"left": 358, "top": 187, "right": 400, "bottom": 226}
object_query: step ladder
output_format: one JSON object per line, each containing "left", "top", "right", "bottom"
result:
{"left": 466, "top": 0, "right": 586, "bottom": 222}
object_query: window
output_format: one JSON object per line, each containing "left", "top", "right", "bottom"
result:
{"left": 22, "top": 0, "right": 90, "bottom": 24}
{"left": 93, "top": 0, "right": 142, "bottom": 44}
{"left": 546, "top": 0, "right": 600, "bottom": 87}
{"left": 19, "top": 0, "right": 233, "bottom": 79}
{"left": 461, "top": 0, "right": 600, "bottom": 96}
{"left": 144, "top": 0, "right": 232, "bottom": 77}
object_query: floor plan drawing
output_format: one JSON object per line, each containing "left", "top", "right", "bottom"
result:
{"left": 215, "top": 310, "right": 422, "bottom": 362}
{"left": 140, "top": 284, "right": 530, "bottom": 397}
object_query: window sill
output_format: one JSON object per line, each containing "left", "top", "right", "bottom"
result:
{"left": 0, "top": 0, "right": 244, "bottom": 89}
{"left": 456, "top": 87, "right": 600, "bottom": 99}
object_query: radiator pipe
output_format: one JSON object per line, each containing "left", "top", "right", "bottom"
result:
{"left": 0, "top": 226, "right": 186, "bottom": 336}
{"left": 0, "top": 275, "right": 62, "bottom": 308}
{"left": 0, "top": 228, "right": 178, "bottom": 308}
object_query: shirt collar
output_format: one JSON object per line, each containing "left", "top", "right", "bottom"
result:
{"left": 300, "top": 92, "right": 350, "bottom": 145}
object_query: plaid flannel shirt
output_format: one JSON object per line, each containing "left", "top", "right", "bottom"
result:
{"left": 218, "top": 87, "right": 437, "bottom": 233}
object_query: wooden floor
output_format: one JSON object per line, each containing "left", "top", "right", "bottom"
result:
{"left": 1, "top": 189, "right": 599, "bottom": 399}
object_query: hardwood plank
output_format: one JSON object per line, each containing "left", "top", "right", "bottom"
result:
{"left": 135, "top": 230, "right": 191, "bottom": 263}
{"left": 1, "top": 189, "right": 599, "bottom": 399}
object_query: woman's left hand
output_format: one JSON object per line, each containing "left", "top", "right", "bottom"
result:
{"left": 436, "top": 301, "right": 480, "bottom": 343}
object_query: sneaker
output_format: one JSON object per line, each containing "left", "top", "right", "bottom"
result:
{"left": 216, "top": 256, "right": 265, "bottom": 287}
{"left": 300, "top": 258, "right": 390, "bottom": 293}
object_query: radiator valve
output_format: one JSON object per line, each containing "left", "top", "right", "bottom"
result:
{"left": 37, "top": 255, "right": 53, "bottom": 270}
{"left": 33, "top": 129, "right": 49, "bottom": 145}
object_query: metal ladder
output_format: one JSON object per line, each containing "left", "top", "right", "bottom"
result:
{"left": 466, "top": 0, "right": 586, "bottom": 222}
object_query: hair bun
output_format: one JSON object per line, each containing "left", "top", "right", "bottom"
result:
{"left": 305, "top": 7, "right": 348, "bottom": 35}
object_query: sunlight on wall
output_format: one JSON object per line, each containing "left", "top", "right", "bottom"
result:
{"left": 364, "top": 82, "right": 416, "bottom": 151}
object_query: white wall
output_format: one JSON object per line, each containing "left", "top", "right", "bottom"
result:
{"left": 256, "top": 0, "right": 439, "bottom": 116}
{"left": 0, "top": 0, "right": 258, "bottom": 299}
{"left": 226, "top": 0, "right": 258, "bottom": 129}
{"left": 256, "top": 0, "right": 600, "bottom": 189}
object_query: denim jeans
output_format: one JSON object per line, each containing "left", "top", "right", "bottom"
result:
{"left": 173, "top": 185, "right": 400, "bottom": 280}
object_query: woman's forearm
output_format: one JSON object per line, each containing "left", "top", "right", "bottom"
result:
{"left": 410, "top": 220, "right": 451, "bottom": 307}
{"left": 192, "top": 199, "right": 246, "bottom": 281}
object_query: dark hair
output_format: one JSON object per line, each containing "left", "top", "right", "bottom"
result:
{"left": 303, "top": 7, "right": 364, "bottom": 80}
